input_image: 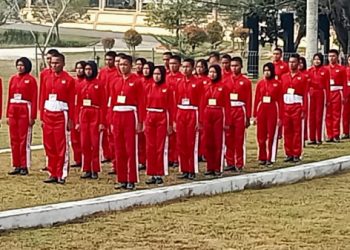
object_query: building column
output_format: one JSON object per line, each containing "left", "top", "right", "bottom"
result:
{"left": 99, "top": 0, "right": 105, "bottom": 10}
{"left": 26, "top": 0, "right": 32, "bottom": 8}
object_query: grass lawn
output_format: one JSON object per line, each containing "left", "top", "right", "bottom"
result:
{"left": 1, "top": 170, "right": 350, "bottom": 249}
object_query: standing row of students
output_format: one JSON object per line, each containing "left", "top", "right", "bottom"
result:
{"left": 1, "top": 48, "right": 349, "bottom": 190}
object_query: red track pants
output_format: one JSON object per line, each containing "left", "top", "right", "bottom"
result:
{"left": 203, "top": 107, "right": 224, "bottom": 172}
{"left": 138, "top": 132, "right": 146, "bottom": 165}
{"left": 225, "top": 106, "right": 246, "bottom": 168}
{"left": 168, "top": 133, "right": 178, "bottom": 163}
{"left": 256, "top": 102, "right": 279, "bottom": 162}
{"left": 176, "top": 109, "right": 198, "bottom": 174}
{"left": 326, "top": 90, "right": 343, "bottom": 139}
{"left": 8, "top": 103, "right": 32, "bottom": 169}
{"left": 112, "top": 110, "right": 139, "bottom": 183}
{"left": 283, "top": 104, "right": 303, "bottom": 157}
{"left": 342, "top": 96, "right": 350, "bottom": 136}
{"left": 308, "top": 89, "right": 326, "bottom": 142}
{"left": 145, "top": 111, "right": 168, "bottom": 176}
{"left": 42, "top": 110, "right": 69, "bottom": 179}
{"left": 80, "top": 108, "right": 101, "bottom": 173}
{"left": 71, "top": 124, "right": 82, "bottom": 164}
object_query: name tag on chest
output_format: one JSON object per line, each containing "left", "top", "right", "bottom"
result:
{"left": 230, "top": 93, "right": 238, "bottom": 100}
{"left": 181, "top": 98, "right": 190, "bottom": 105}
{"left": 287, "top": 88, "right": 295, "bottom": 95}
{"left": 262, "top": 96, "right": 271, "bottom": 103}
{"left": 14, "top": 93, "right": 22, "bottom": 100}
{"left": 83, "top": 99, "right": 91, "bottom": 106}
{"left": 330, "top": 79, "right": 335, "bottom": 85}
{"left": 117, "top": 95, "right": 126, "bottom": 104}
{"left": 347, "top": 81, "right": 350, "bottom": 87}
{"left": 49, "top": 94, "right": 57, "bottom": 101}
{"left": 208, "top": 98, "right": 217, "bottom": 106}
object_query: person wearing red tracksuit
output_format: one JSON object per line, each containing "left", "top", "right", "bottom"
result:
{"left": 99, "top": 51, "right": 120, "bottom": 167}
{"left": 144, "top": 66, "right": 174, "bottom": 185}
{"left": 76, "top": 61, "right": 107, "bottom": 180}
{"left": 40, "top": 53, "right": 75, "bottom": 184}
{"left": 272, "top": 48, "right": 289, "bottom": 80}
{"left": 70, "top": 61, "right": 86, "bottom": 169}
{"left": 342, "top": 55, "right": 350, "bottom": 139}
{"left": 325, "top": 49, "right": 347, "bottom": 142}
{"left": 299, "top": 56, "right": 311, "bottom": 142}
{"left": 135, "top": 58, "right": 147, "bottom": 170}
{"left": 166, "top": 55, "right": 183, "bottom": 168}
{"left": 175, "top": 58, "right": 203, "bottom": 180}
{"left": 163, "top": 52, "right": 173, "bottom": 74}
{"left": 0, "top": 78, "right": 2, "bottom": 123}
{"left": 224, "top": 57, "right": 252, "bottom": 172}
{"left": 307, "top": 53, "right": 330, "bottom": 145}
{"left": 221, "top": 54, "right": 232, "bottom": 81}
{"left": 142, "top": 61, "right": 155, "bottom": 88}
{"left": 7, "top": 57, "right": 38, "bottom": 175}
{"left": 201, "top": 65, "right": 230, "bottom": 176}
{"left": 208, "top": 51, "right": 220, "bottom": 66}
{"left": 110, "top": 54, "right": 145, "bottom": 190}
{"left": 253, "top": 63, "right": 283, "bottom": 166}
{"left": 195, "top": 59, "right": 210, "bottom": 162}
{"left": 281, "top": 54, "right": 308, "bottom": 163}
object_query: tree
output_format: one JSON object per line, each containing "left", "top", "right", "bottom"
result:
{"left": 123, "top": 29, "right": 142, "bottom": 54}
{"left": 230, "top": 26, "right": 249, "bottom": 50}
{"left": 183, "top": 25, "right": 208, "bottom": 52}
{"left": 101, "top": 37, "right": 115, "bottom": 52}
{"left": 206, "top": 21, "right": 224, "bottom": 49}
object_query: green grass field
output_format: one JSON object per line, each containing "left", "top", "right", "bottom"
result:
{"left": 1, "top": 171, "right": 350, "bottom": 249}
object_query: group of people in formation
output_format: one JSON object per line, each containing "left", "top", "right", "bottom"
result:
{"left": 1, "top": 47, "right": 349, "bottom": 190}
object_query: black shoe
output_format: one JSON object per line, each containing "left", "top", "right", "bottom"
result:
{"left": 215, "top": 171, "right": 223, "bottom": 177}
{"left": 80, "top": 172, "right": 92, "bottom": 179}
{"left": 334, "top": 137, "right": 340, "bottom": 143}
{"left": 204, "top": 171, "right": 215, "bottom": 176}
{"left": 145, "top": 176, "right": 156, "bottom": 185}
{"left": 224, "top": 165, "right": 236, "bottom": 171}
{"left": 266, "top": 161, "right": 273, "bottom": 166}
{"left": 114, "top": 183, "right": 127, "bottom": 190}
{"left": 57, "top": 178, "right": 66, "bottom": 184}
{"left": 8, "top": 167, "right": 21, "bottom": 175}
{"left": 138, "top": 164, "right": 146, "bottom": 171}
{"left": 326, "top": 138, "right": 334, "bottom": 143}
{"left": 108, "top": 169, "right": 116, "bottom": 175}
{"left": 307, "top": 141, "right": 317, "bottom": 145}
{"left": 19, "top": 168, "right": 28, "bottom": 175}
{"left": 341, "top": 134, "right": 350, "bottom": 139}
{"left": 43, "top": 176, "right": 57, "bottom": 183}
{"left": 91, "top": 172, "right": 98, "bottom": 179}
{"left": 258, "top": 161, "right": 266, "bottom": 166}
{"left": 198, "top": 155, "right": 207, "bottom": 162}
{"left": 187, "top": 173, "right": 196, "bottom": 180}
{"left": 284, "top": 156, "right": 294, "bottom": 162}
{"left": 173, "top": 162, "right": 179, "bottom": 168}
{"left": 101, "top": 159, "right": 111, "bottom": 164}
{"left": 126, "top": 183, "right": 135, "bottom": 190}
{"left": 178, "top": 173, "right": 189, "bottom": 179}
{"left": 155, "top": 177, "right": 164, "bottom": 185}
{"left": 41, "top": 166, "right": 49, "bottom": 171}
{"left": 70, "top": 163, "right": 82, "bottom": 168}
{"left": 168, "top": 161, "right": 174, "bottom": 167}
{"left": 293, "top": 157, "right": 301, "bottom": 163}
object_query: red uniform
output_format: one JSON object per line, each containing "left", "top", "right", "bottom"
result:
{"left": 137, "top": 74, "right": 147, "bottom": 167}
{"left": 6, "top": 73, "right": 38, "bottom": 169}
{"left": 71, "top": 76, "right": 84, "bottom": 165}
{"left": 110, "top": 73, "right": 145, "bottom": 183}
{"left": 325, "top": 64, "right": 347, "bottom": 140}
{"left": 76, "top": 78, "right": 106, "bottom": 173}
{"left": 281, "top": 72, "right": 307, "bottom": 157}
{"left": 166, "top": 72, "right": 184, "bottom": 164}
{"left": 300, "top": 70, "right": 311, "bottom": 141}
{"left": 222, "top": 69, "right": 232, "bottom": 82}
{"left": 342, "top": 66, "right": 350, "bottom": 136}
{"left": 175, "top": 75, "right": 203, "bottom": 174}
{"left": 225, "top": 74, "right": 252, "bottom": 169}
{"left": 307, "top": 66, "right": 330, "bottom": 142}
{"left": 0, "top": 78, "right": 2, "bottom": 120}
{"left": 144, "top": 81, "right": 174, "bottom": 176}
{"left": 201, "top": 80, "right": 229, "bottom": 172}
{"left": 273, "top": 60, "right": 289, "bottom": 80}
{"left": 40, "top": 70, "right": 75, "bottom": 180}
{"left": 98, "top": 66, "right": 120, "bottom": 163}
{"left": 253, "top": 78, "right": 283, "bottom": 162}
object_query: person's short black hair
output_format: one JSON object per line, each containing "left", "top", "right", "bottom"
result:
{"left": 116, "top": 52, "right": 126, "bottom": 57}
{"left": 208, "top": 51, "right": 220, "bottom": 61}
{"left": 289, "top": 53, "right": 300, "bottom": 61}
{"left": 16, "top": 57, "right": 32, "bottom": 74}
{"left": 183, "top": 58, "right": 195, "bottom": 68}
{"left": 75, "top": 60, "right": 87, "bottom": 69}
{"left": 209, "top": 64, "right": 222, "bottom": 82}
{"left": 262, "top": 62, "right": 275, "bottom": 80}
{"left": 47, "top": 49, "right": 59, "bottom": 55}
{"left": 231, "top": 56, "right": 243, "bottom": 67}
{"left": 120, "top": 54, "right": 133, "bottom": 65}
{"left": 105, "top": 51, "right": 117, "bottom": 58}
{"left": 313, "top": 53, "right": 324, "bottom": 65}
{"left": 135, "top": 57, "right": 147, "bottom": 65}
{"left": 196, "top": 59, "right": 209, "bottom": 75}
{"left": 52, "top": 53, "right": 65, "bottom": 63}
{"left": 329, "top": 49, "right": 339, "bottom": 56}
{"left": 221, "top": 54, "right": 231, "bottom": 61}
{"left": 163, "top": 51, "right": 173, "bottom": 57}
{"left": 274, "top": 48, "right": 283, "bottom": 54}
{"left": 170, "top": 55, "right": 182, "bottom": 63}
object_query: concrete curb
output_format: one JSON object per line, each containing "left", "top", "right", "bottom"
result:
{"left": 1, "top": 155, "right": 350, "bottom": 230}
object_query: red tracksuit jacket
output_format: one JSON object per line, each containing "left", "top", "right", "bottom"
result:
{"left": 308, "top": 66, "right": 331, "bottom": 101}
{"left": 273, "top": 60, "right": 289, "bottom": 80}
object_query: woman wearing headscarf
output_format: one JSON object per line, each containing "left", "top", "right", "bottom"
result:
{"left": 253, "top": 63, "right": 283, "bottom": 165}
{"left": 71, "top": 61, "right": 86, "bottom": 168}
{"left": 7, "top": 57, "right": 38, "bottom": 175}
{"left": 76, "top": 61, "right": 107, "bottom": 179}
{"left": 307, "top": 53, "right": 330, "bottom": 144}
{"left": 144, "top": 65, "right": 174, "bottom": 185}
{"left": 201, "top": 64, "right": 229, "bottom": 176}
